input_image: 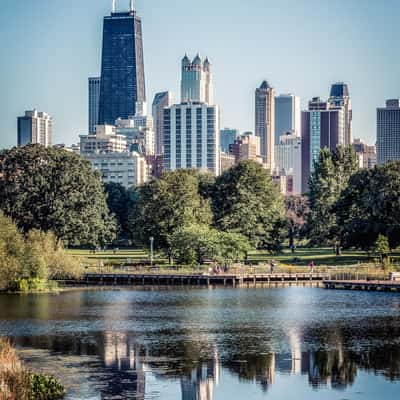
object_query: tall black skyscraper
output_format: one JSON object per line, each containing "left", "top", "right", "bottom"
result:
{"left": 98, "top": 0, "right": 146, "bottom": 125}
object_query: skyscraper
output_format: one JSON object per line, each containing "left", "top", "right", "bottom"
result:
{"left": 98, "top": 0, "right": 146, "bottom": 125}
{"left": 17, "top": 109, "right": 52, "bottom": 147}
{"left": 377, "top": 99, "right": 400, "bottom": 165}
{"left": 181, "top": 54, "right": 213, "bottom": 104}
{"left": 88, "top": 77, "right": 100, "bottom": 134}
{"left": 301, "top": 97, "right": 345, "bottom": 192}
{"left": 152, "top": 91, "right": 173, "bottom": 155}
{"left": 220, "top": 128, "right": 239, "bottom": 153}
{"left": 255, "top": 81, "right": 275, "bottom": 171}
{"left": 275, "top": 94, "right": 301, "bottom": 141}
{"left": 163, "top": 103, "right": 220, "bottom": 176}
{"left": 328, "top": 82, "right": 352, "bottom": 145}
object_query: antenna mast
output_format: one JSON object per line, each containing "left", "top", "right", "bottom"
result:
{"left": 112, "top": 0, "right": 116, "bottom": 13}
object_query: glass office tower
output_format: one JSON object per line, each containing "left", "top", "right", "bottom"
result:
{"left": 98, "top": 3, "right": 146, "bottom": 125}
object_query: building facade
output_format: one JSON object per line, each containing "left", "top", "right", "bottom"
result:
{"left": 255, "top": 81, "right": 275, "bottom": 171}
{"left": 98, "top": 2, "right": 146, "bottom": 125}
{"left": 220, "top": 128, "right": 239, "bottom": 153}
{"left": 181, "top": 55, "right": 213, "bottom": 104}
{"left": 274, "top": 132, "right": 302, "bottom": 194}
{"left": 80, "top": 125, "right": 127, "bottom": 155}
{"left": 377, "top": 99, "right": 400, "bottom": 165}
{"left": 328, "top": 82, "right": 352, "bottom": 146}
{"left": 275, "top": 94, "right": 301, "bottom": 141}
{"left": 163, "top": 103, "right": 220, "bottom": 175}
{"left": 301, "top": 97, "right": 345, "bottom": 192}
{"left": 17, "top": 109, "right": 52, "bottom": 147}
{"left": 152, "top": 91, "right": 173, "bottom": 155}
{"left": 88, "top": 77, "right": 101, "bottom": 134}
{"left": 85, "top": 151, "right": 148, "bottom": 188}
{"left": 231, "top": 133, "right": 262, "bottom": 164}
{"left": 352, "top": 138, "right": 376, "bottom": 169}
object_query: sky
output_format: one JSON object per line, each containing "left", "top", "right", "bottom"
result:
{"left": 0, "top": 0, "right": 399, "bottom": 148}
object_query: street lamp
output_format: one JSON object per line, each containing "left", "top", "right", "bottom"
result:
{"left": 150, "top": 236, "right": 154, "bottom": 267}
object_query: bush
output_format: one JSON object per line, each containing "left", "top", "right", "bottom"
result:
{"left": 29, "top": 374, "right": 66, "bottom": 400}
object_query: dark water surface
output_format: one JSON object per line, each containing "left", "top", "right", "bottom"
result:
{"left": 1, "top": 287, "right": 400, "bottom": 399}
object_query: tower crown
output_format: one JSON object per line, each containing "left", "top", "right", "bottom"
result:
{"left": 112, "top": 0, "right": 135, "bottom": 13}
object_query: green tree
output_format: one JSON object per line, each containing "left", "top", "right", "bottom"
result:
{"left": 0, "top": 212, "right": 25, "bottom": 290}
{"left": 374, "top": 234, "right": 390, "bottom": 268}
{"left": 285, "top": 195, "right": 309, "bottom": 251}
{"left": 104, "top": 182, "right": 137, "bottom": 242}
{"left": 212, "top": 160, "right": 285, "bottom": 249}
{"left": 307, "top": 146, "right": 359, "bottom": 253}
{"left": 129, "top": 169, "right": 213, "bottom": 257}
{"left": 337, "top": 162, "right": 400, "bottom": 250}
{"left": 0, "top": 145, "right": 116, "bottom": 247}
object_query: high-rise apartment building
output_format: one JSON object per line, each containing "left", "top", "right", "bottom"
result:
{"left": 88, "top": 77, "right": 101, "bottom": 134}
{"left": 17, "top": 109, "right": 52, "bottom": 147}
{"left": 275, "top": 94, "right": 301, "bottom": 141}
{"left": 377, "top": 99, "right": 400, "bottom": 164}
{"left": 255, "top": 81, "right": 275, "bottom": 171}
{"left": 328, "top": 82, "right": 352, "bottom": 145}
{"left": 163, "top": 103, "right": 220, "bottom": 176}
{"left": 79, "top": 125, "right": 127, "bottom": 155}
{"left": 152, "top": 91, "right": 173, "bottom": 155}
{"left": 181, "top": 55, "right": 213, "bottom": 104}
{"left": 220, "top": 128, "right": 239, "bottom": 153}
{"left": 301, "top": 97, "right": 345, "bottom": 192}
{"left": 274, "top": 132, "right": 302, "bottom": 194}
{"left": 98, "top": 1, "right": 146, "bottom": 125}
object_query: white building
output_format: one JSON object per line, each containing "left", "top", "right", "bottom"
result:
{"left": 17, "top": 109, "right": 52, "bottom": 147}
{"left": 79, "top": 125, "right": 127, "bottom": 155}
{"left": 181, "top": 54, "right": 213, "bottom": 105}
{"left": 88, "top": 77, "right": 101, "bottom": 134}
{"left": 163, "top": 102, "right": 220, "bottom": 176}
{"left": 116, "top": 101, "right": 155, "bottom": 155}
{"left": 274, "top": 132, "right": 302, "bottom": 194}
{"left": 85, "top": 151, "right": 148, "bottom": 188}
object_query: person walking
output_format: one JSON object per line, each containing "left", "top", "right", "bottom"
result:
{"left": 309, "top": 260, "right": 315, "bottom": 273}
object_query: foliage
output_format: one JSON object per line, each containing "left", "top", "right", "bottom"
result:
{"left": 212, "top": 160, "right": 285, "bottom": 249}
{"left": 170, "top": 224, "right": 251, "bottom": 266}
{"left": 129, "top": 170, "right": 213, "bottom": 254}
{"left": 104, "top": 183, "right": 137, "bottom": 243}
{"left": 337, "top": 162, "right": 400, "bottom": 250}
{"left": 373, "top": 235, "right": 390, "bottom": 267}
{"left": 0, "top": 145, "right": 115, "bottom": 247}
{"left": 285, "top": 195, "right": 309, "bottom": 248}
{"left": 0, "top": 213, "right": 82, "bottom": 291}
{"left": 307, "top": 146, "right": 359, "bottom": 247}
{"left": 29, "top": 374, "right": 66, "bottom": 400}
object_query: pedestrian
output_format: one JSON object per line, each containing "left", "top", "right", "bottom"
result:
{"left": 309, "top": 260, "right": 315, "bottom": 273}
{"left": 270, "top": 261, "right": 275, "bottom": 274}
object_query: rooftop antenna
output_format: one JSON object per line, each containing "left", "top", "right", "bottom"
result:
{"left": 112, "top": 0, "right": 116, "bottom": 13}
{"left": 130, "top": 0, "right": 135, "bottom": 12}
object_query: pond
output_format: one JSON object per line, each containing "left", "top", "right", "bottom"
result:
{"left": 0, "top": 286, "right": 400, "bottom": 399}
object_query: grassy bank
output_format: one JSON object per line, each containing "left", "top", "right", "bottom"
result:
{"left": 0, "top": 338, "right": 65, "bottom": 400}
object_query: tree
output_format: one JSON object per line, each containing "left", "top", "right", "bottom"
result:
{"left": 285, "top": 195, "right": 309, "bottom": 250}
{"left": 307, "top": 146, "right": 359, "bottom": 252}
{"left": 373, "top": 235, "right": 390, "bottom": 268}
{"left": 0, "top": 145, "right": 116, "bottom": 247}
{"left": 337, "top": 162, "right": 400, "bottom": 250}
{"left": 104, "top": 182, "right": 137, "bottom": 242}
{"left": 212, "top": 160, "right": 285, "bottom": 249}
{"left": 170, "top": 224, "right": 251, "bottom": 266}
{"left": 129, "top": 169, "right": 213, "bottom": 257}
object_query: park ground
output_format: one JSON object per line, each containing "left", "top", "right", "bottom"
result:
{"left": 67, "top": 247, "right": 400, "bottom": 275}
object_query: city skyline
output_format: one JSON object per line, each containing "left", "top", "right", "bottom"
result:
{"left": 1, "top": 0, "right": 399, "bottom": 149}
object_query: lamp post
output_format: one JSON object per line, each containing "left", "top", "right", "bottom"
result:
{"left": 150, "top": 237, "right": 154, "bottom": 267}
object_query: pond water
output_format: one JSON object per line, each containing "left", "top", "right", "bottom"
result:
{"left": 1, "top": 287, "right": 400, "bottom": 399}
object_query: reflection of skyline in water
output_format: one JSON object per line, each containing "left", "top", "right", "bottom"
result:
{"left": 2, "top": 288, "right": 400, "bottom": 399}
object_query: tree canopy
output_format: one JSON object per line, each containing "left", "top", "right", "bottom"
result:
{"left": 0, "top": 145, "right": 115, "bottom": 247}
{"left": 212, "top": 160, "right": 285, "bottom": 249}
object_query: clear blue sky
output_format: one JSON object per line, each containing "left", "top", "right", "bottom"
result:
{"left": 0, "top": 0, "right": 399, "bottom": 148}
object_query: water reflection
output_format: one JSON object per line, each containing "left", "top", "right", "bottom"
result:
{"left": 11, "top": 326, "right": 400, "bottom": 399}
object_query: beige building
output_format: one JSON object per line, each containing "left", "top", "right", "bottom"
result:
{"left": 353, "top": 138, "right": 376, "bottom": 169}
{"left": 255, "top": 81, "right": 275, "bottom": 171}
{"left": 232, "top": 133, "right": 262, "bottom": 164}
{"left": 220, "top": 152, "right": 236, "bottom": 172}
{"left": 79, "top": 125, "right": 127, "bottom": 155}
{"left": 85, "top": 151, "right": 148, "bottom": 188}
{"left": 17, "top": 109, "right": 52, "bottom": 147}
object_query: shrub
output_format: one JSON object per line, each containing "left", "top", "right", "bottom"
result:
{"left": 29, "top": 374, "right": 66, "bottom": 400}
